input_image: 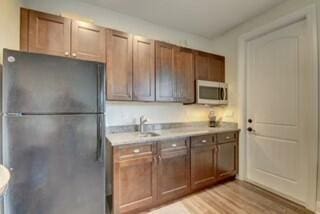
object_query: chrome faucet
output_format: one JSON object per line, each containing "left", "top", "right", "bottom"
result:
{"left": 139, "top": 116, "right": 149, "bottom": 134}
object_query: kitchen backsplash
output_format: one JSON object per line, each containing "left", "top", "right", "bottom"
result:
{"left": 105, "top": 101, "right": 226, "bottom": 126}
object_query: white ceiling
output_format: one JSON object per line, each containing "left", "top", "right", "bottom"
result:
{"left": 81, "top": 0, "right": 286, "bottom": 39}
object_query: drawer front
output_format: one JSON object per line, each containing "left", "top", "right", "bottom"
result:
{"left": 191, "top": 135, "right": 215, "bottom": 147}
{"left": 118, "top": 144, "right": 153, "bottom": 160}
{"left": 160, "top": 138, "right": 188, "bottom": 152}
{"left": 217, "top": 132, "right": 237, "bottom": 143}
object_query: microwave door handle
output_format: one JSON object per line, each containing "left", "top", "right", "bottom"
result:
{"left": 221, "top": 88, "right": 224, "bottom": 100}
{"left": 224, "top": 88, "right": 227, "bottom": 100}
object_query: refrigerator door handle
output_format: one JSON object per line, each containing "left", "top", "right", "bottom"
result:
{"left": 97, "top": 64, "right": 106, "bottom": 113}
{"left": 96, "top": 115, "right": 105, "bottom": 162}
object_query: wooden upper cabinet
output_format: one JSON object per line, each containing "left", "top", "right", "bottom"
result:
{"left": 21, "top": 8, "right": 106, "bottom": 62}
{"left": 71, "top": 21, "right": 105, "bottom": 62}
{"left": 174, "top": 47, "right": 195, "bottom": 103}
{"left": 195, "top": 51, "right": 225, "bottom": 82}
{"left": 26, "top": 9, "right": 71, "bottom": 57}
{"left": 20, "top": 8, "right": 29, "bottom": 51}
{"left": 106, "top": 29, "right": 133, "bottom": 101}
{"left": 133, "top": 36, "right": 155, "bottom": 101}
{"left": 210, "top": 55, "right": 225, "bottom": 82}
{"left": 195, "top": 52, "right": 212, "bottom": 81}
{"left": 155, "top": 42, "right": 176, "bottom": 102}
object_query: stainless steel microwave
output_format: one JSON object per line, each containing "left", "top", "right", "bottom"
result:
{"left": 196, "top": 80, "right": 228, "bottom": 105}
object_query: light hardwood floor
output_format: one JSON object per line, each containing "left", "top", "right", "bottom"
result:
{"left": 145, "top": 180, "right": 312, "bottom": 214}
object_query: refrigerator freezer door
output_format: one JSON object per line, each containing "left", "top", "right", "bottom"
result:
{"left": 2, "top": 114, "right": 105, "bottom": 214}
{"left": 3, "top": 50, "right": 105, "bottom": 114}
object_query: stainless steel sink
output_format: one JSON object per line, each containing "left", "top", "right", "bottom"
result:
{"left": 139, "top": 132, "right": 160, "bottom": 137}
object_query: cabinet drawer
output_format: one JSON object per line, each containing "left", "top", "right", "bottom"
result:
{"left": 191, "top": 135, "right": 215, "bottom": 147}
{"left": 160, "top": 138, "right": 188, "bottom": 152}
{"left": 217, "top": 132, "right": 237, "bottom": 143}
{"left": 118, "top": 144, "right": 153, "bottom": 160}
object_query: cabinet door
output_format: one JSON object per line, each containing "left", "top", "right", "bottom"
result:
{"left": 133, "top": 36, "right": 155, "bottom": 101}
{"left": 115, "top": 156, "right": 157, "bottom": 213}
{"left": 158, "top": 138, "right": 190, "bottom": 202}
{"left": 195, "top": 51, "right": 225, "bottom": 82}
{"left": 28, "top": 10, "right": 71, "bottom": 57}
{"left": 210, "top": 55, "right": 225, "bottom": 82}
{"left": 216, "top": 142, "right": 237, "bottom": 178}
{"left": 174, "top": 47, "right": 195, "bottom": 103}
{"left": 71, "top": 21, "right": 105, "bottom": 62}
{"left": 106, "top": 29, "right": 133, "bottom": 100}
{"left": 191, "top": 145, "right": 216, "bottom": 190}
{"left": 155, "top": 42, "right": 176, "bottom": 102}
{"left": 195, "top": 51, "right": 212, "bottom": 81}
{"left": 158, "top": 140, "right": 190, "bottom": 202}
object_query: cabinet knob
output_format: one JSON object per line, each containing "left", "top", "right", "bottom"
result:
{"left": 64, "top": 52, "right": 69, "bottom": 56}
{"left": 226, "top": 136, "right": 230, "bottom": 139}
{"left": 201, "top": 140, "right": 207, "bottom": 143}
{"left": 72, "top": 53, "right": 77, "bottom": 57}
{"left": 133, "top": 149, "right": 140, "bottom": 153}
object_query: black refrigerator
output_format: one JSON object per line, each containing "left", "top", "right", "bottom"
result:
{"left": 1, "top": 49, "right": 106, "bottom": 214}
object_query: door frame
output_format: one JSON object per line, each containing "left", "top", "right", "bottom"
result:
{"left": 238, "top": 5, "right": 318, "bottom": 211}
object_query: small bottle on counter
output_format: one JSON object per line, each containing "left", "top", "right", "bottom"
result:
{"left": 208, "top": 111, "right": 217, "bottom": 127}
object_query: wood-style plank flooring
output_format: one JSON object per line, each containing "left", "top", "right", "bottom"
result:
{"left": 146, "top": 180, "right": 312, "bottom": 214}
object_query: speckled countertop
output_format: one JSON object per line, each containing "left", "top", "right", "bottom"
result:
{"left": 106, "top": 126, "right": 240, "bottom": 146}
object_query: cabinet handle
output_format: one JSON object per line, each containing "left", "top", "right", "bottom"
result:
{"left": 201, "top": 140, "right": 207, "bottom": 143}
{"left": 133, "top": 149, "right": 140, "bottom": 153}
{"left": 172, "top": 144, "right": 177, "bottom": 147}
{"left": 72, "top": 53, "right": 77, "bottom": 57}
{"left": 158, "top": 155, "right": 162, "bottom": 161}
{"left": 226, "top": 136, "right": 231, "bottom": 140}
{"left": 64, "top": 52, "right": 69, "bottom": 56}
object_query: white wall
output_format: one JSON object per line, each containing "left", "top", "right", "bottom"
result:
{"left": 106, "top": 101, "right": 226, "bottom": 126}
{"left": 21, "top": 0, "right": 229, "bottom": 126}
{"left": 0, "top": 0, "right": 21, "bottom": 63}
{"left": 210, "top": 0, "right": 320, "bottom": 206}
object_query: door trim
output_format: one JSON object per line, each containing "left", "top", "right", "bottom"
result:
{"left": 238, "top": 5, "right": 318, "bottom": 211}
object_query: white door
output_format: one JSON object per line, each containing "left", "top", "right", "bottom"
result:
{"left": 246, "top": 19, "right": 316, "bottom": 204}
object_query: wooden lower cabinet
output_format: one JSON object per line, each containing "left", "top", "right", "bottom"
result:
{"left": 191, "top": 145, "right": 216, "bottom": 191}
{"left": 157, "top": 139, "right": 190, "bottom": 202}
{"left": 216, "top": 142, "right": 238, "bottom": 178}
{"left": 112, "top": 132, "right": 239, "bottom": 214}
{"left": 113, "top": 144, "right": 157, "bottom": 214}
